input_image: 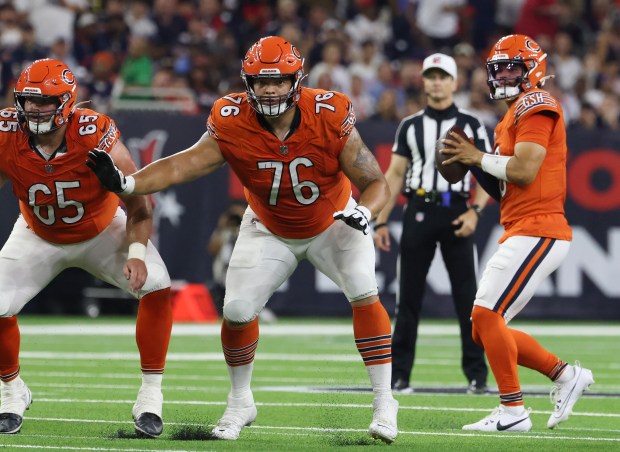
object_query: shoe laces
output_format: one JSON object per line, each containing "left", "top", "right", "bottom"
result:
{"left": 549, "top": 361, "right": 581, "bottom": 408}
{"left": 549, "top": 385, "right": 561, "bottom": 408}
{"left": 482, "top": 406, "right": 504, "bottom": 423}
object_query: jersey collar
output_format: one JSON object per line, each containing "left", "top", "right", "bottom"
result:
{"left": 255, "top": 106, "right": 301, "bottom": 140}
{"left": 424, "top": 103, "right": 458, "bottom": 120}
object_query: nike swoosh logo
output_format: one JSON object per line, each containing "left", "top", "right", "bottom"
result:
{"left": 497, "top": 417, "right": 528, "bottom": 431}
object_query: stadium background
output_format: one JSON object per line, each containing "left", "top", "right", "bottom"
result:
{"left": 0, "top": 0, "right": 618, "bottom": 319}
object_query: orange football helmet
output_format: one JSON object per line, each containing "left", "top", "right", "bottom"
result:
{"left": 14, "top": 58, "right": 78, "bottom": 134}
{"left": 241, "top": 36, "right": 305, "bottom": 116}
{"left": 486, "top": 34, "right": 548, "bottom": 100}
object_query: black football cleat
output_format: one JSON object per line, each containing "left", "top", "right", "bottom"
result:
{"left": 467, "top": 379, "right": 489, "bottom": 395}
{"left": 391, "top": 378, "right": 414, "bottom": 394}
{"left": 134, "top": 412, "right": 163, "bottom": 438}
{"left": 0, "top": 413, "right": 25, "bottom": 434}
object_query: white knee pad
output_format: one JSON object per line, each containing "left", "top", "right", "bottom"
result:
{"left": 223, "top": 299, "right": 257, "bottom": 324}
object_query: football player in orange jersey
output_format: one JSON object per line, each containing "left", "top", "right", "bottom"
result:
{"left": 0, "top": 59, "right": 173, "bottom": 438}
{"left": 88, "top": 36, "right": 398, "bottom": 443}
{"left": 439, "top": 34, "right": 593, "bottom": 432}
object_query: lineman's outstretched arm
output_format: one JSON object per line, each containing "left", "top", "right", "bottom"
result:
{"left": 88, "top": 132, "right": 226, "bottom": 195}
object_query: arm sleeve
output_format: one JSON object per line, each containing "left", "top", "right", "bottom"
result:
{"left": 470, "top": 166, "right": 501, "bottom": 202}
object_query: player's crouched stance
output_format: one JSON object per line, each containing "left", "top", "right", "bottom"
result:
{"left": 0, "top": 59, "right": 173, "bottom": 438}
{"left": 440, "top": 34, "right": 594, "bottom": 433}
{"left": 87, "top": 36, "right": 398, "bottom": 443}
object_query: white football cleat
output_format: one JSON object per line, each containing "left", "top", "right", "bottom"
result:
{"left": 547, "top": 362, "right": 594, "bottom": 429}
{"left": 463, "top": 405, "right": 532, "bottom": 432}
{"left": 212, "top": 393, "right": 257, "bottom": 440}
{"left": 368, "top": 397, "right": 398, "bottom": 443}
{"left": 0, "top": 378, "right": 32, "bottom": 434}
{"left": 132, "top": 385, "right": 163, "bottom": 438}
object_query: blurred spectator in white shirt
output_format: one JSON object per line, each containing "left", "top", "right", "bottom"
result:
{"left": 550, "top": 31, "right": 583, "bottom": 93}
{"left": 414, "top": 0, "right": 466, "bottom": 51}
{"left": 348, "top": 39, "right": 384, "bottom": 85}
{"left": 126, "top": 0, "right": 158, "bottom": 39}
{"left": 345, "top": 0, "right": 392, "bottom": 53}
{"left": 308, "top": 40, "right": 351, "bottom": 95}
{"left": 349, "top": 72, "right": 375, "bottom": 120}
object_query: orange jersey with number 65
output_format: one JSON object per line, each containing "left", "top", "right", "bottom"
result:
{"left": 0, "top": 107, "right": 120, "bottom": 244}
{"left": 207, "top": 88, "right": 356, "bottom": 239}
{"left": 494, "top": 88, "right": 572, "bottom": 243}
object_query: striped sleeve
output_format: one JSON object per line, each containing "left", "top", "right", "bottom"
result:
{"left": 392, "top": 117, "right": 413, "bottom": 159}
{"left": 514, "top": 90, "right": 560, "bottom": 124}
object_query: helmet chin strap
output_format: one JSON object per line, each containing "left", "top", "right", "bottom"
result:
{"left": 539, "top": 74, "right": 555, "bottom": 87}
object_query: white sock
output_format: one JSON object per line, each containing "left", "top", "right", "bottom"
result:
{"left": 366, "top": 364, "right": 393, "bottom": 399}
{"left": 557, "top": 365, "right": 575, "bottom": 384}
{"left": 141, "top": 373, "right": 163, "bottom": 389}
{"left": 503, "top": 404, "right": 526, "bottom": 416}
{"left": 2, "top": 375, "right": 24, "bottom": 388}
{"left": 228, "top": 363, "right": 254, "bottom": 399}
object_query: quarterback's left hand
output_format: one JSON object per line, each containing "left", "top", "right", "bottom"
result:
{"left": 333, "top": 205, "right": 371, "bottom": 235}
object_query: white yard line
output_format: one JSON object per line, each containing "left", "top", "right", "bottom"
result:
{"left": 18, "top": 323, "right": 620, "bottom": 336}
{"left": 15, "top": 416, "right": 620, "bottom": 444}
{"left": 23, "top": 400, "right": 620, "bottom": 418}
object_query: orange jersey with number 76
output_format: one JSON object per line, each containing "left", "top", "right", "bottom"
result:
{"left": 207, "top": 88, "right": 356, "bottom": 239}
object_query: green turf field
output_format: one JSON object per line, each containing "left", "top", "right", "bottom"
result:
{"left": 1, "top": 316, "right": 619, "bottom": 451}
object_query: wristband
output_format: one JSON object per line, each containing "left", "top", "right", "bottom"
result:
{"left": 124, "top": 175, "right": 136, "bottom": 194}
{"left": 127, "top": 242, "right": 147, "bottom": 261}
{"left": 481, "top": 153, "right": 511, "bottom": 181}
{"left": 374, "top": 223, "right": 388, "bottom": 230}
{"left": 469, "top": 204, "right": 483, "bottom": 218}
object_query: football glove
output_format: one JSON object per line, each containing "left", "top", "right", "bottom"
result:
{"left": 333, "top": 205, "right": 371, "bottom": 235}
{"left": 86, "top": 149, "right": 131, "bottom": 194}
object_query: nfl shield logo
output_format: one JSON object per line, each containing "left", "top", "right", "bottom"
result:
{"left": 279, "top": 145, "right": 288, "bottom": 155}
{"left": 45, "top": 164, "right": 54, "bottom": 173}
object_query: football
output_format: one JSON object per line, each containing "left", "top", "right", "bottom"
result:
{"left": 435, "top": 125, "right": 470, "bottom": 184}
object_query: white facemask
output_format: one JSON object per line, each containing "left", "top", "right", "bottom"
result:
{"left": 491, "top": 84, "right": 521, "bottom": 100}
{"left": 257, "top": 101, "right": 289, "bottom": 117}
{"left": 27, "top": 116, "right": 56, "bottom": 134}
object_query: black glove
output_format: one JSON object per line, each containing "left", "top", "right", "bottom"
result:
{"left": 86, "top": 149, "right": 128, "bottom": 193}
{"left": 333, "top": 205, "right": 371, "bottom": 235}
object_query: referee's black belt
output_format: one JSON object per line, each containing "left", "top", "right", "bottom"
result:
{"left": 405, "top": 188, "right": 469, "bottom": 207}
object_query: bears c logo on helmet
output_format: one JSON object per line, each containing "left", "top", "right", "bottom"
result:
{"left": 525, "top": 40, "right": 541, "bottom": 53}
{"left": 62, "top": 69, "right": 76, "bottom": 85}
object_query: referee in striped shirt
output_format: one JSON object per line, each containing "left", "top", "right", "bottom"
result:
{"left": 373, "top": 53, "right": 491, "bottom": 394}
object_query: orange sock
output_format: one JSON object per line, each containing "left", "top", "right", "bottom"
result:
{"left": 0, "top": 316, "right": 20, "bottom": 381}
{"left": 352, "top": 301, "right": 392, "bottom": 366}
{"left": 221, "top": 318, "right": 259, "bottom": 367}
{"left": 471, "top": 306, "right": 522, "bottom": 406}
{"left": 509, "top": 328, "right": 567, "bottom": 380}
{"left": 136, "top": 288, "right": 172, "bottom": 374}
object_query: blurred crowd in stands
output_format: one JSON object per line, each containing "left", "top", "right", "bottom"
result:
{"left": 0, "top": 0, "right": 619, "bottom": 130}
